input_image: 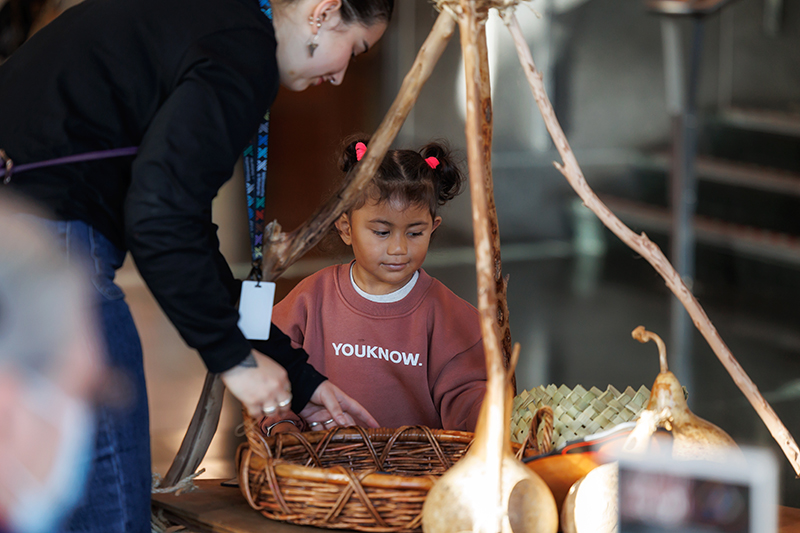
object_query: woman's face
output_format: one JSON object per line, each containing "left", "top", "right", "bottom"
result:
{"left": 275, "top": 1, "right": 387, "bottom": 91}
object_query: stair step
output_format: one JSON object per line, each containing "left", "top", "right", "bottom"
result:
{"left": 599, "top": 195, "right": 800, "bottom": 265}
{"left": 718, "top": 107, "right": 800, "bottom": 138}
{"left": 645, "top": 0, "right": 734, "bottom": 16}
{"left": 647, "top": 154, "right": 800, "bottom": 197}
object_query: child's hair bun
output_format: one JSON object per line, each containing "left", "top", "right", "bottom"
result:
{"left": 340, "top": 136, "right": 371, "bottom": 173}
{"left": 420, "top": 141, "right": 464, "bottom": 205}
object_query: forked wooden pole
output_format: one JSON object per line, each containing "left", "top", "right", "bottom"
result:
{"left": 503, "top": 11, "right": 800, "bottom": 475}
{"left": 459, "top": 1, "right": 507, "bottom": 530}
{"left": 162, "top": 11, "right": 457, "bottom": 489}
{"left": 475, "top": 20, "right": 515, "bottom": 390}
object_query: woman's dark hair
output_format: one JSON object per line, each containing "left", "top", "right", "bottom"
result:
{"left": 277, "top": 1, "right": 393, "bottom": 26}
{"left": 340, "top": 0, "right": 394, "bottom": 26}
{"left": 339, "top": 137, "right": 465, "bottom": 218}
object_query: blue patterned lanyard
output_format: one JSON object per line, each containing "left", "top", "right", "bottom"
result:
{"left": 242, "top": 0, "right": 272, "bottom": 281}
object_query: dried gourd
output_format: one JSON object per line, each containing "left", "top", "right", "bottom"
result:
{"left": 560, "top": 462, "right": 618, "bottom": 533}
{"left": 562, "top": 326, "right": 742, "bottom": 533}
{"left": 422, "top": 345, "right": 558, "bottom": 533}
{"left": 623, "top": 326, "right": 740, "bottom": 461}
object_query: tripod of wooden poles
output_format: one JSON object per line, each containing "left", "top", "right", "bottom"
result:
{"left": 160, "top": 0, "right": 800, "bottom": 497}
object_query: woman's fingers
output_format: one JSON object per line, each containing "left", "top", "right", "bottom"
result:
{"left": 221, "top": 350, "right": 292, "bottom": 417}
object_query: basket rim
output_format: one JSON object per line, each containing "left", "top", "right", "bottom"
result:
{"left": 240, "top": 425, "right": 535, "bottom": 487}
{"left": 241, "top": 425, "right": 476, "bottom": 489}
{"left": 260, "top": 426, "right": 475, "bottom": 447}
{"left": 242, "top": 449, "right": 438, "bottom": 490}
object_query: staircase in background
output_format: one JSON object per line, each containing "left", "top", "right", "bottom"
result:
{"left": 602, "top": 106, "right": 800, "bottom": 267}
{"left": 601, "top": 0, "right": 800, "bottom": 281}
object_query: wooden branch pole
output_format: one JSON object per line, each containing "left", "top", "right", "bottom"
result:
{"left": 459, "top": 1, "right": 508, "bottom": 529}
{"left": 162, "top": 11, "right": 457, "bottom": 489}
{"left": 476, "top": 20, "right": 515, "bottom": 389}
{"left": 504, "top": 11, "right": 800, "bottom": 475}
{"left": 162, "top": 373, "right": 225, "bottom": 487}
{"left": 423, "top": 6, "right": 557, "bottom": 533}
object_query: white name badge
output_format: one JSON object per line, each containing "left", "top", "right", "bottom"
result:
{"left": 237, "top": 280, "right": 275, "bottom": 340}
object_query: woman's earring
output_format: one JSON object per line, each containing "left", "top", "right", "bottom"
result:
{"left": 307, "top": 16, "right": 321, "bottom": 57}
{"left": 307, "top": 32, "right": 319, "bottom": 57}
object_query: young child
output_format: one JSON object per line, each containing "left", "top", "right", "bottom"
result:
{"left": 270, "top": 139, "right": 487, "bottom": 432}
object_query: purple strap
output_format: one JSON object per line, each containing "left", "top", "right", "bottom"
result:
{"left": 1, "top": 146, "right": 139, "bottom": 183}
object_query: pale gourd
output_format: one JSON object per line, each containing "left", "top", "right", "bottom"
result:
{"left": 421, "top": 344, "right": 558, "bottom": 533}
{"left": 623, "top": 326, "right": 740, "bottom": 462}
{"left": 560, "top": 462, "right": 618, "bottom": 533}
{"left": 561, "top": 326, "right": 742, "bottom": 533}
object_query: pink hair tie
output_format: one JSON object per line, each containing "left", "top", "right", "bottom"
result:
{"left": 425, "top": 156, "right": 439, "bottom": 169}
{"left": 355, "top": 142, "right": 367, "bottom": 162}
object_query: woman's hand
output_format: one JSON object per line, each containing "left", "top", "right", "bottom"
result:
{"left": 300, "top": 381, "right": 379, "bottom": 430}
{"left": 221, "top": 350, "right": 293, "bottom": 418}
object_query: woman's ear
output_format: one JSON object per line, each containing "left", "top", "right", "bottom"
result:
{"left": 311, "top": 0, "right": 343, "bottom": 29}
{"left": 335, "top": 213, "right": 353, "bottom": 245}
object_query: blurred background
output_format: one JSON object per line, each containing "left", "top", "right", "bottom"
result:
{"left": 3, "top": 0, "right": 799, "bottom": 509}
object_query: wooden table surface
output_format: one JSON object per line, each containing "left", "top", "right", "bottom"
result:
{"left": 152, "top": 479, "right": 800, "bottom": 533}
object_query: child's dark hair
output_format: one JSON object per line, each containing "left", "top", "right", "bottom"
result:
{"left": 339, "top": 138, "right": 465, "bottom": 217}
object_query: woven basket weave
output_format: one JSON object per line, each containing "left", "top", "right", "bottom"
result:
{"left": 237, "top": 385, "right": 648, "bottom": 532}
{"left": 237, "top": 415, "right": 479, "bottom": 532}
{"left": 511, "top": 384, "right": 651, "bottom": 449}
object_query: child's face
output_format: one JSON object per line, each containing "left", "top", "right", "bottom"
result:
{"left": 336, "top": 198, "right": 441, "bottom": 295}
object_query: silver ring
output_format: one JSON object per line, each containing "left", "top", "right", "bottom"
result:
{"left": 262, "top": 405, "right": 277, "bottom": 415}
{"left": 308, "top": 421, "right": 322, "bottom": 429}
{"left": 278, "top": 396, "right": 292, "bottom": 408}
{"left": 323, "top": 418, "right": 335, "bottom": 426}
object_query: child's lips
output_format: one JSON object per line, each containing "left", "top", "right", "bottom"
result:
{"left": 382, "top": 262, "right": 407, "bottom": 272}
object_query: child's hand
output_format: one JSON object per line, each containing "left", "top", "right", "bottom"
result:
{"left": 300, "top": 381, "right": 379, "bottom": 429}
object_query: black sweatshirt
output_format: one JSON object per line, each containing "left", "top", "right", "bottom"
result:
{"left": 0, "top": 0, "right": 325, "bottom": 409}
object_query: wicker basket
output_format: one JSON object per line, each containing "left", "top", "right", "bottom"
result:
{"left": 237, "top": 385, "right": 648, "bottom": 532}
{"left": 237, "top": 417, "right": 478, "bottom": 532}
{"left": 511, "top": 384, "right": 651, "bottom": 449}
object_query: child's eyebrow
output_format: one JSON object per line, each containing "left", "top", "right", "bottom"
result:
{"left": 368, "top": 219, "right": 430, "bottom": 228}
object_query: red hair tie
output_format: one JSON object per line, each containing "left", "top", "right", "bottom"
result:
{"left": 355, "top": 142, "right": 367, "bottom": 162}
{"left": 425, "top": 156, "right": 439, "bottom": 169}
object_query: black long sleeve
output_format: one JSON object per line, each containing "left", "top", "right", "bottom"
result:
{"left": 0, "top": 0, "right": 283, "bottom": 374}
{"left": 251, "top": 325, "right": 327, "bottom": 412}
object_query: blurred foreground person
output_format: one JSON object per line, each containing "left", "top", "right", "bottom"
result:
{"left": 0, "top": 194, "right": 104, "bottom": 533}
{"left": 0, "top": 0, "right": 389, "bottom": 529}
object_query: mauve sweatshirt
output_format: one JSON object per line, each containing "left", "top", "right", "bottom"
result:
{"left": 272, "top": 262, "right": 487, "bottom": 431}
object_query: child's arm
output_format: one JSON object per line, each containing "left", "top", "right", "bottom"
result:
{"left": 432, "top": 337, "right": 487, "bottom": 432}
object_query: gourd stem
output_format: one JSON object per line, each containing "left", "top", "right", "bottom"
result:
{"left": 632, "top": 326, "right": 668, "bottom": 373}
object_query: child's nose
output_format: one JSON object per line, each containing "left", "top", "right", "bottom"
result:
{"left": 389, "top": 235, "right": 407, "bottom": 255}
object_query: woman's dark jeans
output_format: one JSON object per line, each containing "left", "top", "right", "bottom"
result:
{"left": 33, "top": 217, "right": 151, "bottom": 533}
